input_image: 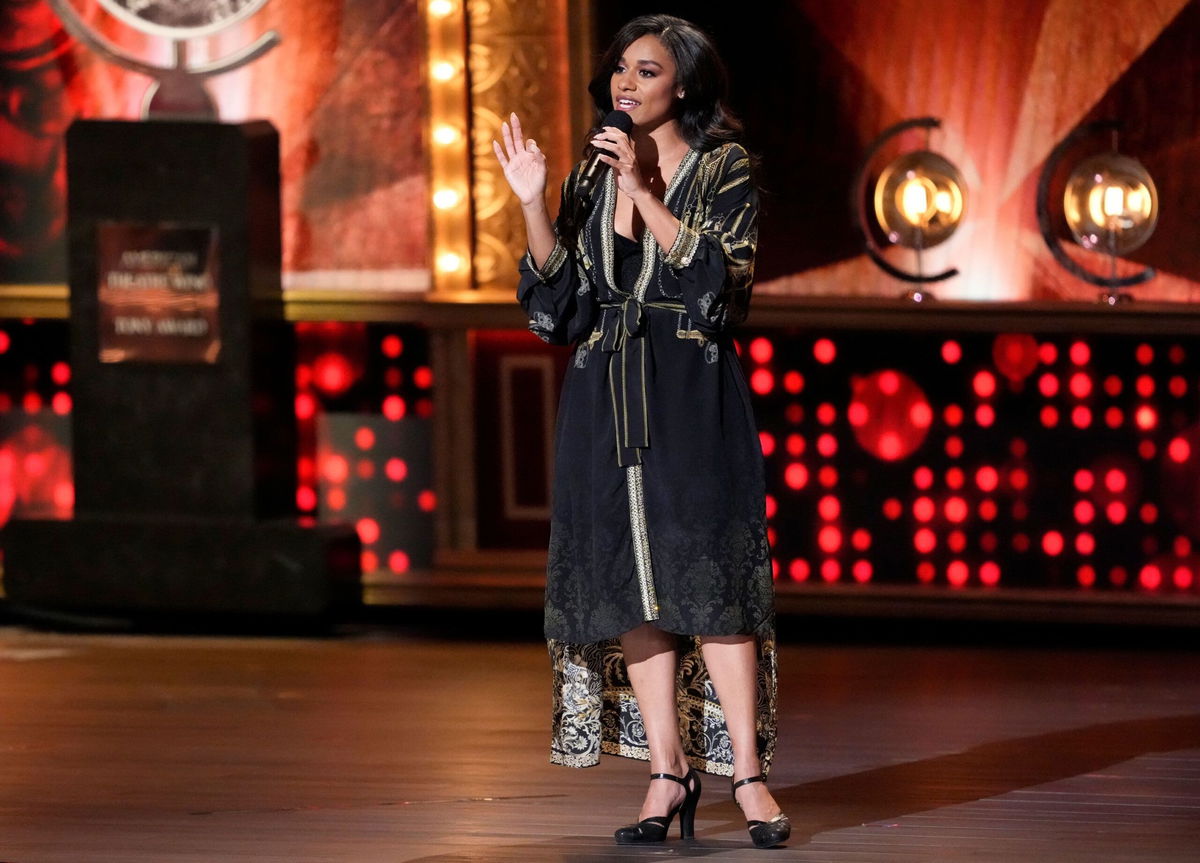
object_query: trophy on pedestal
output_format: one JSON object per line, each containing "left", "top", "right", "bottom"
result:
{"left": 4, "top": 1, "right": 362, "bottom": 624}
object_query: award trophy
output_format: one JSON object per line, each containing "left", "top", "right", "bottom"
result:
{"left": 4, "top": 1, "right": 361, "bottom": 623}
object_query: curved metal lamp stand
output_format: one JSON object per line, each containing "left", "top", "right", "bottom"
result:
{"left": 1035, "top": 119, "right": 1156, "bottom": 295}
{"left": 46, "top": 0, "right": 280, "bottom": 119}
{"left": 852, "top": 116, "right": 960, "bottom": 285}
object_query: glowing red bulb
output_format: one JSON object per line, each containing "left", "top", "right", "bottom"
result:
{"left": 913, "top": 466, "right": 933, "bottom": 489}
{"left": 1042, "top": 531, "right": 1064, "bottom": 556}
{"left": 817, "top": 434, "right": 837, "bottom": 458}
{"left": 852, "top": 529, "right": 871, "bottom": 551}
{"left": 944, "top": 405, "right": 964, "bottom": 427}
{"left": 813, "top": 339, "right": 836, "bottom": 364}
{"left": 381, "top": 334, "right": 404, "bottom": 358}
{"left": 820, "top": 560, "right": 841, "bottom": 583}
{"left": 879, "top": 370, "right": 901, "bottom": 395}
{"left": 1069, "top": 341, "right": 1090, "bottom": 365}
{"left": 878, "top": 433, "right": 903, "bottom": 460}
{"left": 783, "top": 371, "right": 804, "bottom": 393}
{"left": 389, "top": 551, "right": 411, "bottom": 573}
{"left": 1069, "top": 372, "right": 1092, "bottom": 399}
{"left": 945, "top": 436, "right": 964, "bottom": 458}
{"left": 973, "top": 371, "right": 997, "bottom": 399}
{"left": 385, "top": 458, "right": 408, "bottom": 482}
{"left": 1136, "top": 375, "right": 1155, "bottom": 398}
{"left": 1038, "top": 342, "right": 1058, "bottom": 365}
{"left": 1074, "top": 469, "right": 1094, "bottom": 492}
{"left": 913, "top": 497, "right": 935, "bottom": 522}
{"left": 916, "top": 561, "right": 936, "bottom": 583}
{"left": 914, "top": 528, "right": 936, "bottom": 554}
{"left": 909, "top": 401, "right": 933, "bottom": 428}
{"left": 789, "top": 559, "right": 810, "bottom": 582}
{"left": 361, "top": 551, "right": 378, "bottom": 572}
{"left": 818, "top": 495, "right": 841, "bottom": 521}
{"left": 847, "top": 401, "right": 868, "bottom": 427}
{"left": 1075, "top": 532, "right": 1095, "bottom": 555}
{"left": 322, "top": 454, "right": 350, "bottom": 484}
{"left": 947, "top": 561, "right": 969, "bottom": 587}
{"left": 1104, "top": 469, "right": 1126, "bottom": 493}
{"left": 1071, "top": 406, "right": 1092, "bottom": 428}
{"left": 1139, "top": 564, "right": 1162, "bottom": 591}
{"left": 882, "top": 498, "right": 903, "bottom": 520}
{"left": 945, "top": 497, "right": 968, "bottom": 523}
{"left": 979, "top": 499, "right": 998, "bottom": 521}
{"left": 748, "top": 337, "right": 773, "bottom": 364}
{"left": 852, "top": 560, "right": 873, "bottom": 583}
{"left": 1077, "top": 565, "right": 1096, "bottom": 588}
{"left": 759, "top": 431, "right": 776, "bottom": 456}
{"left": 1105, "top": 407, "right": 1123, "bottom": 428}
{"left": 357, "top": 518, "right": 381, "bottom": 545}
{"left": 1135, "top": 343, "right": 1154, "bottom": 365}
{"left": 413, "top": 367, "right": 434, "bottom": 389}
{"left": 817, "top": 403, "right": 836, "bottom": 425}
{"left": 1135, "top": 406, "right": 1157, "bottom": 430}
{"left": 975, "top": 466, "right": 999, "bottom": 492}
{"left": 979, "top": 562, "right": 1000, "bottom": 586}
{"left": 383, "top": 395, "right": 407, "bottom": 421}
{"left": 786, "top": 434, "right": 805, "bottom": 456}
{"left": 784, "top": 463, "right": 808, "bottom": 490}
{"left": 1106, "top": 501, "right": 1127, "bottom": 524}
{"left": 818, "top": 466, "right": 839, "bottom": 487}
{"left": 948, "top": 530, "right": 966, "bottom": 553}
{"left": 750, "top": 369, "right": 775, "bottom": 395}
{"left": 942, "top": 341, "right": 962, "bottom": 364}
{"left": 1009, "top": 468, "right": 1029, "bottom": 491}
{"left": 1173, "top": 567, "right": 1194, "bottom": 590}
{"left": 1040, "top": 406, "right": 1059, "bottom": 427}
{"left": 1074, "top": 500, "right": 1095, "bottom": 524}
{"left": 355, "top": 427, "right": 376, "bottom": 450}
{"left": 52, "top": 392, "right": 71, "bottom": 415}
{"left": 1038, "top": 374, "right": 1059, "bottom": 397}
{"left": 417, "top": 490, "right": 437, "bottom": 512}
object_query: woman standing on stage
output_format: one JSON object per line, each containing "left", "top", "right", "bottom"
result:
{"left": 492, "top": 14, "right": 788, "bottom": 849}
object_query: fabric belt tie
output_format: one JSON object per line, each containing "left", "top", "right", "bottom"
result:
{"left": 598, "top": 298, "right": 686, "bottom": 467}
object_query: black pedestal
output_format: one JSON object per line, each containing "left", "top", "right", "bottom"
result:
{"left": 3, "top": 120, "right": 360, "bottom": 619}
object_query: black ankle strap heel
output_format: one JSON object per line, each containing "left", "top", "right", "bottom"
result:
{"left": 614, "top": 767, "right": 703, "bottom": 844}
{"left": 731, "top": 775, "right": 791, "bottom": 849}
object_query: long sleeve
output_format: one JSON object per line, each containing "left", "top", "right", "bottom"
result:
{"left": 662, "top": 143, "right": 758, "bottom": 335}
{"left": 517, "top": 173, "right": 599, "bottom": 346}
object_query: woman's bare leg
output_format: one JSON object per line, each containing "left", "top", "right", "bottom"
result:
{"left": 620, "top": 622, "right": 692, "bottom": 820}
{"left": 699, "top": 634, "right": 782, "bottom": 822}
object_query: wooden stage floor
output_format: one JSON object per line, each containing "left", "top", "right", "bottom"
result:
{"left": 1, "top": 623, "right": 1198, "bottom": 862}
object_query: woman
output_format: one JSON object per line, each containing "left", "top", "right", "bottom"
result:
{"left": 493, "top": 14, "right": 788, "bottom": 849}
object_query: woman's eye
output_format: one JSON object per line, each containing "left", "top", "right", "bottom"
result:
{"left": 639, "top": 70, "right": 655, "bottom": 78}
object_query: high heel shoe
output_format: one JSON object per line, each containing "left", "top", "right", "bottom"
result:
{"left": 731, "top": 775, "right": 791, "bottom": 848}
{"left": 613, "top": 768, "right": 702, "bottom": 844}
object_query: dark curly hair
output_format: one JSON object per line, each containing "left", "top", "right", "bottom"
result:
{"left": 586, "top": 14, "right": 743, "bottom": 152}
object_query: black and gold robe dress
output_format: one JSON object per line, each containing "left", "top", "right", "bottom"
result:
{"left": 517, "top": 141, "right": 776, "bottom": 777}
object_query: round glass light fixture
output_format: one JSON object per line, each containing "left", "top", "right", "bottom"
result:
{"left": 1062, "top": 153, "right": 1158, "bottom": 255}
{"left": 873, "top": 150, "right": 967, "bottom": 250}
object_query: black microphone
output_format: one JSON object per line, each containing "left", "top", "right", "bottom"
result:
{"left": 575, "top": 109, "right": 634, "bottom": 199}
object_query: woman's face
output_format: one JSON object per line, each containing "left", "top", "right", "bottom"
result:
{"left": 609, "top": 34, "right": 680, "bottom": 130}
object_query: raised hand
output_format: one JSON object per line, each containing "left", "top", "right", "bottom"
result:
{"left": 493, "top": 113, "right": 547, "bottom": 207}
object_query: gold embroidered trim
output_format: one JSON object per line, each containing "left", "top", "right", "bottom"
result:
{"left": 585, "top": 329, "right": 604, "bottom": 348}
{"left": 664, "top": 224, "right": 701, "bottom": 269}
{"left": 626, "top": 464, "right": 659, "bottom": 621}
{"left": 526, "top": 241, "right": 568, "bottom": 283}
{"left": 675, "top": 328, "right": 708, "bottom": 345}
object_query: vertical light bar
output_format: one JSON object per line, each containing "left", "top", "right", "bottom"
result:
{"left": 425, "top": 0, "right": 473, "bottom": 293}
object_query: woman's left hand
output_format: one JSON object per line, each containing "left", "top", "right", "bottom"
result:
{"left": 591, "top": 126, "right": 647, "bottom": 197}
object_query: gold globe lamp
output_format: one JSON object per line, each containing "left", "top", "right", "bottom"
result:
{"left": 1037, "top": 121, "right": 1158, "bottom": 304}
{"left": 854, "top": 117, "right": 968, "bottom": 300}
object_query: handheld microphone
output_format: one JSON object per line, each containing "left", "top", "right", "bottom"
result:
{"left": 575, "top": 109, "right": 634, "bottom": 200}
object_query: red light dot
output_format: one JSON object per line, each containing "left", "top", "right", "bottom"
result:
{"left": 1110, "top": 566, "right": 1128, "bottom": 587}
{"left": 1173, "top": 567, "right": 1194, "bottom": 590}
{"left": 909, "top": 401, "right": 933, "bottom": 428}
{"left": 947, "top": 466, "right": 965, "bottom": 487}
{"left": 1042, "top": 531, "right": 1064, "bottom": 556}
{"left": 1139, "top": 565, "right": 1162, "bottom": 591}
{"left": 758, "top": 431, "right": 776, "bottom": 457}
{"left": 783, "top": 371, "right": 804, "bottom": 393}
{"left": 913, "top": 466, "right": 933, "bottom": 489}
{"left": 1074, "top": 500, "right": 1095, "bottom": 524}
{"left": 313, "top": 352, "right": 355, "bottom": 396}
{"left": 297, "top": 486, "right": 317, "bottom": 510}
{"left": 295, "top": 393, "right": 317, "bottom": 420}
{"left": 764, "top": 494, "right": 778, "bottom": 519}
{"left": 1010, "top": 468, "right": 1029, "bottom": 491}
{"left": 914, "top": 528, "right": 936, "bottom": 554}
{"left": 878, "top": 433, "right": 902, "bottom": 461}
{"left": 1136, "top": 343, "right": 1154, "bottom": 365}
{"left": 357, "top": 518, "right": 381, "bottom": 545}
{"left": 52, "top": 392, "right": 71, "bottom": 415}
{"left": 1038, "top": 374, "right": 1059, "bottom": 397}
{"left": 786, "top": 434, "right": 805, "bottom": 456}
{"left": 818, "top": 466, "right": 838, "bottom": 487}
{"left": 417, "top": 490, "right": 437, "bottom": 511}
{"left": 322, "top": 454, "right": 350, "bottom": 484}
{"left": 383, "top": 395, "right": 407, "bottom": 421}
{"left": 51, "top": 362, "right": 70, "bottom": 385}
{"left": 1105, "top": 407, "right": 1123, "bottom": 428}
{"left": 1170, "top": 345, "right": 1186, "bottom": 364}
{"left": 361, "top": 551, "right": 379, "bottom": 572}
{"left": 53, "top": 481, "right": 74, "bottom": 511}
{"left": 1104, "top": 469, "right": 1126, "bottom": 492}
{"left": 818, "top": 495, "right": 840, "bottom": 521}
{"left": 973, "top": 371, "right": 997, "bottom": 398}
{"left": 785, "top": 404, "right": 803, "bottom": 424}
{"left": 945, "top": 497, "right": 968, "bottom": 523}
{"left": 750, "top": 369, "right": 774, "bottom": 395}
{"left": 813, "top": 339, "right": 836, "bottom": 364}
{"left": 1078, "top": 565, "right": 1096, "bottom": 588}
{"left": 789, "top": 559, "right": 810, "bottom": 582}
{"left": 948, "top": 530, "right": 967, "bottom": 552}
{"left": 1139, "top": 440, "right": 1156, "bottom": 460}
{"left": 917, "top": 561, "right": 936, "bottom": 583}
{"left": 945, "top": 436, "right": 963, "bottom": 458}
{"left": 1074, "top": 469, "right": 1094, "bottom": 491}
{"left": 357, "top": 459, "right": 375, "bottom": 480}
{"left": 1136, "top": 375, "right": 1155, "bottom": 398}
{"left": 975, "top": 466, "right": 998, "bottom": 492}
{"left": 944, "top": 405, "right": 964, "bottom": 427}
{"left": 1069, "top": 372, "right": 1092, "bottom": 398}
{"left": 381, "top": 334, "right": 404, "bottom": 358}
{"left": 0, "top": 331, "right": 9, "bottom": 353}
{"left": 772, "top": 559, "right": 780, "bottom": 579}
{"left": 1076, "top": 532, "right": 1095, "bottom": 555}
{"left": 975, "top": 405, "right": 995, "bottom": 427}
{"left": 1040, "top": 406, "right": 1059, "bottom": 427}
{"left": 413, "top": 367, "right": 434, "bottom": 389}
{"left": 784, "top": 463, "right": 808, "bottom": 490}
{"left": 879, "top": 370, "right": 900, "bottom": 396}
{"left": 1140, "top": 502, "right": 1158, "bottom": 524}
{"left": 817, "top": 434, "right": 837, "bottom": 458}
{"left": 820, "top": 559, "right": 841, "bottom": 583}
{"left": 851, "top": 529, "right": 871, "bottom": 551}
{"left": 942, "top": 340, "right": 962, "bottom": 364}
{"left": 1071, "top": 406, "right": 1092, "bottom": 428}
{"left": 980, "top": 562, "right": 1001, "bottom": 586}
{"left": 1106, "top": 501, "right": 1127, "bottom": 524}
{"left": 883, "top": 498, "right": 903, "bottom": 520}
{"left": 1135, "top": 406, "right": 1157, "bottom": 430}
{"left": 749, "top": 337, "right": 773, "bottom": 364}
{"left": 852, "top": 560, "right": 873, "bottom": 583}
{"left": 22, "top": 392, "right": 41, "bottom": 413}
{"left": 1038, "top": 342, "right": 1058, "bottom": 364}
{"left": 326, "top": 488, "right": 347, "bottom": 511}
{"left": 389, "top": 551, "right": 411, "bottom": 573}
{"left": 913, "top": 497, "right": 935, "bottom": 522}
{"left": 947, "top": 561, "right": 969, "bottom": 587}
{"left": 817, "top": 403, "right": 836, "bottom": 425}
{"left": 1070, "top": 341, "right": 1090, "bottom": 365}
{"left": 1175, "top": 536, "right": 1192, "bottom": 557}
{"left": 1104, "top": 375, "right": 1123, "bottom": 396}
{"left": 355, "top": 427, "right": 376, "bottom": 450}
{"left": 979, "top": 499, "right": 998, "bottom": 521}
{"left": 1170, "top": 376, "right": 1187, "bottom": 398}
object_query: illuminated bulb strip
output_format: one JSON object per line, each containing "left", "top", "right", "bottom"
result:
{"left": 425, "top": 0, "right": 472, "bottom": 292}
